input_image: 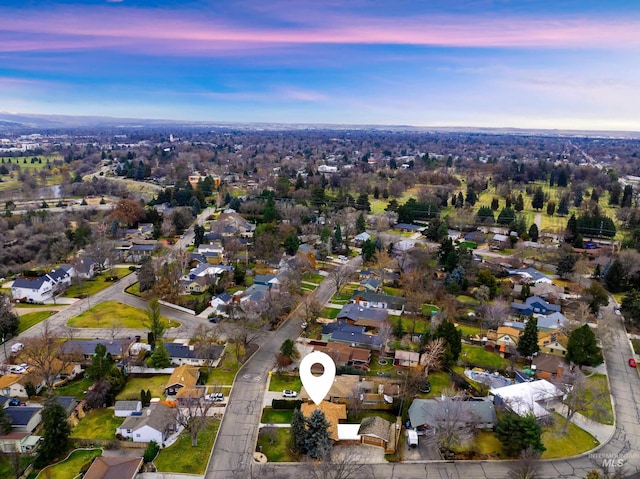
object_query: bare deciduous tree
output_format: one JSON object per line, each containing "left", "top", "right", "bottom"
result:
{"left": 556, "top": 370, "right": 609, "bottom": 434}
{"left": 430, "top": 387, "right": 476, "bottom": 453}
{"left": 303, "top": 445, "right": 372, "bottom": 479}
{"left": 421, "top": 337, "right": 446, "bottom": 377}
{"left": 191, "top": 324, "right": 222, "bottom": 375}
{"left": 174, "top": 394, "right": 215, "bottom": 446}
{"left": 328, "top": 263, "right": 355, "bottom": 295}
{"left": 21, "top": 322, "right": 75, "bottom": 388}
{"left": 508, "top": 446, "right": 541, "bottom": 479}
{"left": 480, "top": 299, "right": 510, "bottom": 331}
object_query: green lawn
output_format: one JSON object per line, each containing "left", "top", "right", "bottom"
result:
{"left": 367, "top": 355, "right": 402, "bottom": 377}
{"left": 302, "top": 272, "right": 325, "bottom": 284}
{"left": 261, "top": 408, "right": 293, "bottom": 424}
{"left": 268, "top": 373, "right": 302, "bottom": 392}
{"left": 125, "top": 282, "right": 142, "bottom": 297}
{"left": 116, "top": 375, "right": 170, "bottom": 400}
{"left": 205, "top": 351, "right": 241, "bottom": 386}
{"left": 460, "top": 344, "right": 509, "bottom": 370}
{"left": 71, "top": 408, "right": 123, "bottom": 440}
{"left": 63, "top": 269, "right": 132, "bottom": 298}
{"left": 423, "top": 371, "right": 454, "bottom": 397}
{"left": 455, "top": 323, "right": 481, "bottom": 338}
{"left": 17, "top": 311, "right": 54, "bottom": 333}
{"left": 66, "top": 301, "right": 179, "bottom": 329}
{"left": 0, "top": 454, "right": 33, "bottom": 478}
{"left": 541, "top": 413, "right": 599, "bottom": 459}
{"left": 54, "top": 377, "right": 92, "bottom": 399}
{"left": 456, "top": 295, "right": 480, "bottom": 306}
{"left": 398, "top": 315, "right": 430, "bottom": 334}
{"left": 257, "top": 427, "right": 297, "bottom": 462}
{"left": 155, "top": 419, "right": 219, "bottom": 474}
{"left": 347, "top": 410, "right": 397, "bottom": 423}
{"left": 583, "top": 374, "right": 614, "bottom": 425}
{"left": 632, "top": 338, "right": 640, "bottom": 355}
{"left": 319, "top": 307, "right": 341, "bottom": 319}
{"left": 37, "top": 448, "right": 102, "bottom": 479}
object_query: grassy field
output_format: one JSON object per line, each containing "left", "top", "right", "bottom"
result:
{"left": 347, "top": 410, "right": 397, "bottom": 423}
{"left": 54, "top": 377, "right": 92, "bottom": 399}
{"left": 125, "top": 282, "right": 142, "bottom": 296}
{"left": 460, "top": 344, "right": 510, "bottom": 370}
{"left": 155, "top": 419, "right": 219, "bottom": 474}
{"left": 319, "top": 306, "right": 341, "bottom": 319}
{"left": 268, "top": 373, "right": 302, "bottom": 392}
{"left": 116, "top": 375, "right": 170, "bottom": 400}
{"left": 66, "top": 301, "right": 179, "bottom": 329}
{"left": 541, "top": 413, "right": 599, "bottom": 459}
{"left": 454, "top": 323, "right": 481, "bottom": 338}
{"left": 583, "top": 374, "right": 614, "bottom": 425}
{"left": 257, "top": 427, "right": 296, "bottom": 462}
{"left": 205, "top": 351, "right": 241, "bottom": 386}
{"left": 302, "top": 272, "right": 325, "bottom": 284}
{"left": 37, "top": 448, "right": 102, "bottom": 479}
{"left": 71, "top": 408, "right": 123, "bottom": 440}
{"left": 63, "top": 269, "right": 131, "bottom": 298}
{"left": 0, "top": 455, "right": 33, "bottom": 478}
{"left": 17, "top": 310, "right": 54, "bottom": 334}
{"left": 261, "top": 408, "right": 293, "bottom": 424}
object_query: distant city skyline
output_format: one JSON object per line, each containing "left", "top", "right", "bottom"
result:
{"left": 1, "top": 1, "right": 639, "bottom": 131}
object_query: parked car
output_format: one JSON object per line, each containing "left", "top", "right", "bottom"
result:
{"left": 8, "top": 398, "right": 25, "bottom": 406}
{"left": 10, "top": 343, "right": 24, "bottom": 353}
{"left": 629, "top": 358, "right": 637, "bottom": 368}
{"left": 283, "top": 389, "right": 297, "bottom": 398}
{"left": 206, "top": 392, "right": 224, "bottom": 402}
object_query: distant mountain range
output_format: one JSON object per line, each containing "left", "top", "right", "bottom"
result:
{"left": 1, "top": 111, "right": 639, "bottom": 138}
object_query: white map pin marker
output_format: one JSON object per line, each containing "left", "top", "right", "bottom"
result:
{"left": 299, "top": 351, "right": 336, "bottom": 405}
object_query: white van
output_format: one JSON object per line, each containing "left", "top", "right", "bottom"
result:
{"left": 11, "top": 343, "right": 24, "bottom": 353}
{"left": 407, "top": 429, "right": 418, "bottom": 448}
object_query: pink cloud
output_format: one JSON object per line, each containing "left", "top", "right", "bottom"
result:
{"left": 0, "top": 6, "right": 638, "bottom": 56}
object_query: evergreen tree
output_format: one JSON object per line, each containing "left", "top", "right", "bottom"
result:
{"left": 290, "top": 408, "right": 307, "bottom": 454}
{"left": 455, "top": 191, "right": 464, "bottom": 208}
{"left": 35, "top": 394, "right": 72, "bottom": 468}
{"left": 567, "top": 324, "right": 602, "bottom": 367}
{"left": 356, "top": 193, "right": 371, "bottom": 212}
{"left": 495, "top": 413, "right": 545, "bottom": 457}
{"left": 517, "top": 317, "right": 539, "bottom": 360}
{"left": 621, "top": 185, "right": 634, "bottom": 208}
{"left": 491, "top": 197, "right": 499, "bottom": 210}
{"left": 604, "top": 259, "right": 627, "bottom": 293}
{"left": 531, "top": 187, "right": 545, "bottom": 211}
{"left": 565, "top": 213, "right": 578, "bottom": 241}
{"left": 355, "top": 212, "right": 366, "bottom": 234}
{"left": 87, "top": 343, "right": 114, "bottom": 380}
{"left": 465, "top": 188, "right": 477, "bottom": 206}
{"left": 528, "top": 223, "right": 539, "bottom": 242}
{"left": 283, "top": 233, "right": 300, "bottom": 255}
{"left": 557, "top": 195, "right": 569, "bottom": 216}
{"left": 520, "top": 283, "right": 531, "bottom": 300}
{"left": 556, "top": 251, "right": 577, "bottom": 279}
{"left": 304, "top": 409, "right": 332, "bottom": 459}
{"left": 476, "top": 206, "right": 494, "bottom": 223}
{"left": 432, "top": 320, "right": 462, "bottom": 367}
{"left": 621, "top": 289, "right": 640, "bottom": 326}
{"left": 609, "top": 183, "right": 622, "bottom": 206}
{"left": 546, "top": 201, "right": 556, "bottom": 216}
{"left": 557, "top": 169, "right": 568, "bottom": 187}
{"left": 263, "top": 194, "right": 278, "bottom": 223}
{"left": 497, "top": 207, "right": 516, "bottom": 225}
{"left": 193, "top": 224, "right": 205, "bottom": 248}
{"left": 334, "top": 223, "right": 343, "bottom": 246}
{"left": 0, "top": 405, "right": 11, "bottom": 434}
{"left": 149, "top": 341, "right": 171, "bottom": 368}
{"left": 361, "top": 239, "right": 376, "bottom": 263}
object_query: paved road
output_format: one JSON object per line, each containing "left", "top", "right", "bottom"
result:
{"left": 251, "top": 308, "right": 640, "bottom": 479}
{"left": 205, "top": 257, "right": 361, "bottom": 479}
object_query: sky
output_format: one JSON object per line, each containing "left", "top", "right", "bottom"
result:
{"left": 1, "top": 1, "right": 640, "bottom": 130}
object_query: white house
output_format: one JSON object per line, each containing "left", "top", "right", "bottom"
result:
{"left": 116, "top": 404, "right": 177, "bottom": 444}
{"left": 490, "top": 380, "right": 564, "bottom": 418}
{"left": 0, "top": 374, "right": 28, "bottom": 398}
{"left": 11, "top": 267, "right": 72, "bottom": 303}
{"left": 114, "top": 400, "right": 143, "bottom": 418}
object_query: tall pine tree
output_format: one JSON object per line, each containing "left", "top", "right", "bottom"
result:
{"left": 304, "top": 409, "right": 332, "bottom": 459}
{"left": 517, "top": 317, "right": 539, "bottom": 362}
{"left": 35, "top": 394, "right": 72, "bottom": 468}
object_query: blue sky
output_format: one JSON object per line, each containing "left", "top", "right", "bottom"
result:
{"left": 1, "top": 1, "right": 639, "bottom": 130}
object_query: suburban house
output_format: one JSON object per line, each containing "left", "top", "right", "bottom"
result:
{"left": 5, "top": 406, "right": 43, "bottom": 433}
{"left": 394, "top": 223, "right": 421, "bottom": 233}
{"left": 321, "top": 322, "right": 383, "bottom": 350}
{"left": 300, "top": 375, "right": 361, "bottom": 404}
{"left": 164, "top": 365, "right": 200, "bottom": 399}
{"left": 352, "top": 231, "right": 372, "bottom": 247}
{"left": 164, "top": 342, "right": 225, "bottom": 367}
{"left": 357, "top": 278, "right": 382, "bottom": 293}
{"left": 84, "top": 456, "right": 143, "bottom": 479}
{"left": 300, "top": 401, "right": 347, "bottom": 441}
{"left": 495, "top": 326, "right": 522, "bottom": 349}
{"left": 336, "top": 304, "right": 388, "bottom": 329}
{"left": 196, "top": 245, "right": 225, "bottom": 264}
{"left": 212, "top": 211, "right": 255, "bottom": 238}
{"left": 532, "top": 353, "right": 569, "bottom": 380}
{"left": 0, "top": 431, "right": 41, "bottom": 453}
{"left": 350, "top": 290, "right": 406, "bottom": 314}
{"left": 53, "top": 396, "right": 78, "bottom": 417}
{"left": 513, "top": 282, "right": 563, "bottom": 300}
{"left": 116, "top": 404, "right": 177, "bottom": 445}
{"left": 60, "top": 339, "right": 134, "bottom": 362}
{"left": 0, "top": 374, "right": 28, "bottom": 398}
{"left": 311, "top": 341, "right": 372, "bottom": 371}
{"left": 537, "top": 312, "right": 571, "bottom": 331}
{"left": 408, "top": 398, "right": 497, "bottom": 433}
{"left": 507, "top": 267, "right": 553, "bottom": 285}
{"left": 537, "top": 331, "right": 569, "bottom": 357}
{"left": 358, "top": 416, "right": 397, "bottom": 453}
{"left": 490, "top": 380, "right": 564, "bottom": 418}
{"left": 115, "top": 400, "right": 143, "bottom": 418}
{"left": 68, "top": 257, "right": 100, "bottom": 280}
{"left": 10, "top": 267, "right": 72, "bottom": 303}
{"left": 511, "top": 296, "right": 561, "bottom": 316}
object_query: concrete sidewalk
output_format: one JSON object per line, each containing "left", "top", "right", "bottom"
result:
{"left": 555, "top": 404, "right": 614, "bottom": 444}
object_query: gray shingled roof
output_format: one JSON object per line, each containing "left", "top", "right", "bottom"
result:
{"left": 358, "top": 416, "right": 391, "bottom": 442}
